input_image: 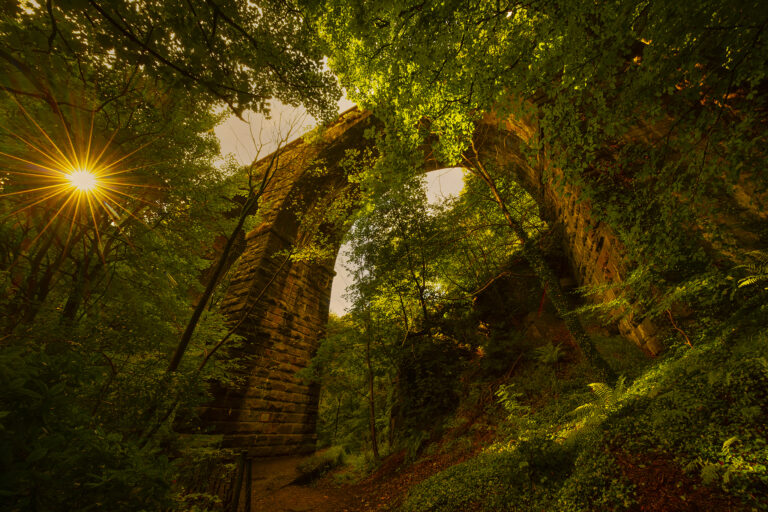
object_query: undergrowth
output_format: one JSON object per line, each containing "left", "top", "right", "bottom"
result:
{"left": 402, "top": 303, "right": 768, "bottom": 511}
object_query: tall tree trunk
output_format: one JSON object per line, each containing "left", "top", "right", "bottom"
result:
{"left": 332, "top": 396, "right": 341, "bottom": 444}
{"left": 166, "top": 195, "right": 255, "bottom": 373}
{"left": 166, "top": 137, "right": 286, "bottom": 373}
{"left": 365, "top": 336, "right": 380, "bottom": 459}
{"left": 466, "top": 158, "right": 617, "bottom": 384}
{"left": 11, "top": 230, "right": 67, "bottom": 328}
{"left": 60, "top": 238, "right": 100, "bottom": 325}
{"left": 388, "top": 373, "right": 399, "bottom": 448}
{"left": 60, "top": 260, "right": 86, "bottom": 325}
{"left": 400, "top": 229, "right": 430, "bottom": 329}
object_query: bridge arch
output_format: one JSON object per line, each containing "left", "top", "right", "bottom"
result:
{"left": 202, "top": 107, "right": 659, "bottom": 457}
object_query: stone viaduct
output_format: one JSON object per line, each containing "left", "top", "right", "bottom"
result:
{"left": 201, "top": 107, "right": 662, "bottom": 458}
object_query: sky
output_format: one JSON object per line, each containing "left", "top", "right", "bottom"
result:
{"left": 214, "top": 101, "right": 464, "bottom": 316}
{"left": 213, "top": 97, "right": 355, "bottom": 165}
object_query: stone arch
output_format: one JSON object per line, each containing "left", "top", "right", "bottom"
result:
{"left": 201, "top": 108, "right": 375, "bottom": 456}
{"left": 202, "top": 107, "right": 659, "bottom": 457}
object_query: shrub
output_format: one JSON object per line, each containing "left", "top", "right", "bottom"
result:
{"left": 295, "top": 446, "right": 346, "bottom": 483}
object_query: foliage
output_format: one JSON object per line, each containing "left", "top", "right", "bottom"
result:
{"left": 532, "top": 343, "right": 566, "bottom": 365}
{"left": 0, "top": 106, "right": 238, "bottom": 510}
{"left": 307, "top": 2, "right": 767, "bottom": 508}
{"left": 0, "top": 2, "right": 342, "bottom": 509}
{"left": 737, "top": 251, "right": 768, "bottom": 290}
{"left": 570, "top": 377, "right": 630, "bottom": 436}
{"left": 1, "top": 0, "right": 339, "bottom": 119}
{"left": 610, "top": 325, "right": 768, "bottom": 508}
{"left": 403, "top": 304, "right": 768, "bottom": 511}
{"left": 301, "top": 314, "right": 394, "bottom": 453}
{"left": 306, "top": 166, "right": 541, "bottom": 458}
{"left": 2, "top": 1, "right": 768, "bottom": 510}
{"left": 296, "top": 446, "right": 346, "bottom": 482}
{"left": 310, "top": 0, "right": 768, "bottom": 328}
{"left": 395, "top": 337, "right": 467, "bottom": 445}
{"left": 402, "top": 435, "right": 634, "bottom": 512}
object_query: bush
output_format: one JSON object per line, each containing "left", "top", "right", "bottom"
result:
{"left": 0, "top": 347, "right": 177, "bottom": 510}
{"left": 295, "top": 446, "right": 346, "bottom": 483}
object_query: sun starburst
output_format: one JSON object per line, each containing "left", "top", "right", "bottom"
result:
{"left": 0, "top": 96, "right": 158, "bottom": 257}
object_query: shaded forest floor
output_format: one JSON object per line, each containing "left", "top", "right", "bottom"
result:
{"left": 251, "top": 441, "right": 746, "bottom": 512}
{"left": 250, "top": 444, "right": 483, "bottom": 511}
{"left": 252, "top": 445, "right": 748, "bottom": 512}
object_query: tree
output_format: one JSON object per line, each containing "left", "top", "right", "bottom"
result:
{"left": 1, "top": 1, "right": 340, "bottom": 120}
{"left": 346, "top": 176, "right": 439, "bottom": 337}
{"left": 0, "top": 3, "right": 341, "bottom": 508}
{"left": 302, "top": 313, "right": 395, "bottom": 455}
{"left": 0, "top": 85, "right": 240, "bottom": 511}
{"left": 307, "top": 0, "right": 768, "bottom": 374}
{"left": 167, "top": 116, "right": 303, "bottom": 373}
{"left": 461, "top": 145, "right": 616, "bottom": 382}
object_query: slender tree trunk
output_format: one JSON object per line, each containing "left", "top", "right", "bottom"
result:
{"left": 60, "top": 239, "right": 100, "bottom": 325}
{"left": 365, "top": 336, "right": 380, "bottom": 459}
{"left": 388, "top": 372, "right": 399, "bottom": 447}
{"left": 333, "top": 396, "right": 341, "bottom": 444}
{"left": 401, "top": 236, "right": 430, "bottom": 328}
{"left": 12, "top": 231, "right": 64, "bottom": 328}
{"left": 467, "top": 160, "right": 617, "bottom": 384}
{"left": 167, "top": 135, "right": 287, "bottom": 372}
{"left": 60, "top": 260, "right": 86, "bottom": 325}
{"left": 166, "top": 196, "right": 255, "bottom": 373}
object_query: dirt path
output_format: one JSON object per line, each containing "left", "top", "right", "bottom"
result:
{"left": 247, "top": 448, "right": 478, "bottom": 512}
{"left": 248, "top": 456, "right": 356, "bottom": 512}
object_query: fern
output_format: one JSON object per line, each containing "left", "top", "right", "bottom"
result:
{"left": 532, "top": 343, "right": 566, "bottom": 365}
{"left": 737, "top": 251, "right": 768, "bottom": 290}
{"left": 571, "top": 377, "right": 628, "bottom": 426}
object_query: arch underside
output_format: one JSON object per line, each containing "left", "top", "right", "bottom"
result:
{"left": 202, "top": 107, "right": 660, "bottom": 457}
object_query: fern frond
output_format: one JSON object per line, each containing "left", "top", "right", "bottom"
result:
{"left": 614, "top": 376, "right": 628, "bottom": 397}
{"left": 532, "top": 343, "right": 566, "bottom": 364}
{"left": 722, "top": 436, "right": 739, "bottom": 453}
{"left": 736, "top": 250, "right": 768, "bottom": 290}
{"left": 571, "top": 377, "right": 630, "bottom": 426}
{"left": 587, "top": 382, "right": 612, "bottom": 402}
{"left": 571, "top": 403, "right": 596, "bottom": 420}
{"left": 741, "top": 262, "right": 768, "bottom": 274}
{"left": 738, "top": 275, "right": 768, "bottom": 288}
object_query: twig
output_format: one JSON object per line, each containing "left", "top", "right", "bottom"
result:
{"left": 666, "top": 309, "right": 693, "bottom": 348}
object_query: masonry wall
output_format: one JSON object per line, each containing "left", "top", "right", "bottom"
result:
{"left": 200, "top": 109, "right": 374, "bottom": 456}
{"left": 475, "top": 113, "right": 663, "bottom": 354}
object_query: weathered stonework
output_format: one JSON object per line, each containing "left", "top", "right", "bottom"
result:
{"left": 204, "top": 107, "right": 664, "bottom": 457}
{"left": 201, "top": 109, "right": 375, "bottom": 456}
{"left": 472, "top": 114, "right": 663, "bottom": 354}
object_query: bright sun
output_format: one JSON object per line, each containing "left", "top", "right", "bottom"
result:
{"left": 0, "top": 100, "right": 153, "bottom": 254}
{"left": 67, "top": 169, "right": 99, "bottom": 192}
